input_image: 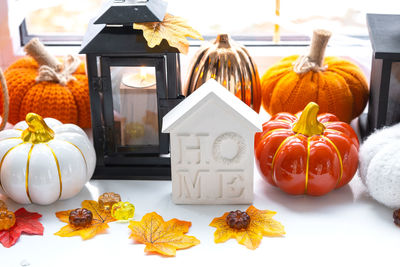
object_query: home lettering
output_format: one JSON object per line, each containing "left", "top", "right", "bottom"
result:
{"left": 175, "top": 133, "right": 247, "bottom": 201}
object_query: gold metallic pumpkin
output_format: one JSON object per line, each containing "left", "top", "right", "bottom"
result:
{"left": 184, "top": 34, "right": 261, "bottom": 112}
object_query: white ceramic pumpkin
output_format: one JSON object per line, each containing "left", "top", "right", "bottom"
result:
{"left": 0, "top": 113, "right": 96, "bottom": 205}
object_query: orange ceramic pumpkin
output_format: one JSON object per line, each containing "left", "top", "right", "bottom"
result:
{"left": 1, "top": 38, "right": 90, "bottom": 128}
{"left": 261, "top": 30, "right": 369, "bottom": 123}
{"left": 255, "top": 102, "right": 359, "bottom": 196}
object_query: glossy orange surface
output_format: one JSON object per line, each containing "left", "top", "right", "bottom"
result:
{"left": 273, "top": 135, "right": 308, "bottom": 195}
{"left": 255, "top": 129, "right": 293, "bottom": 186}
{"left": 306, "top": 136, "right": 341, "bottom": 195}
{"left": 255, "top": 109, "right": 359, "bottom": 196}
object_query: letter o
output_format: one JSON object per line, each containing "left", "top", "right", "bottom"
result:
{"left": 213, "top": 132, "right": 246, "bottom": 164}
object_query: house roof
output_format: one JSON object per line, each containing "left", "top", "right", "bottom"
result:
{"left": 162, "top": 79, "right": 262, "bottom": 133}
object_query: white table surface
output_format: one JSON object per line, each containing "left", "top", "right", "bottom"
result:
{"left": 0, "top": 110, "right": 396, "bottom": 267}
{"left": 1, "top": 169, "right": 399, "bottom": 267}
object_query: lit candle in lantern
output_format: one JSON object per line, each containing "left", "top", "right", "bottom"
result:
{"left": 122, "top": 67, "right": 156, "bottom": 88}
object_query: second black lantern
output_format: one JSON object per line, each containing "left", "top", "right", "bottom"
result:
{"left": 360, "top": 14, "right": 400, "bottom": 138}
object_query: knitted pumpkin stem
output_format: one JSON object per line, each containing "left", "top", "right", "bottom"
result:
{"left": 24, "top": 38, "right": 81, "bottom": 86}
{"left": 21, "top": 113, "right": 55, "bottom": 144}
{"left": 308, "top": 29, "right": 331, "bottom": 67}
{"left": 292, "top": 102, "right": 325, "bottom": 136}
{"left": 293, "top": 29, "right": 331, "bottom": 74}
{"left": 24, "top": 38, "right": 62, "bottom": 72}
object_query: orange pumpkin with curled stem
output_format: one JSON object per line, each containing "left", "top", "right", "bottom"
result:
{"left": 261, "top": 29, "right": 369, "bottom": 123}
{"left": 255, "top": 102, "right": 359, "bottom": 196}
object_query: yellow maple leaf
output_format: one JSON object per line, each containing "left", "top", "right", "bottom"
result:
{"left": 209, "top": 205, "right": 285, "bottom": 250}
{"left": 54, "top": 200, "right": 116, "bottom": 240}
{"left": 133, "top": 13, "right": 203, "bottom": 54}
{"left": 128, "top": 212, "right": 200, "bottom": 256}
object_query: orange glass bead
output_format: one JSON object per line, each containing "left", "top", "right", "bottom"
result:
{"left": 226, "top": 210, "right": 250, "bottom": 230}
{"left": 69, "top": 208, "right": 93, "bottom": 228}
{"left": 98, "top": 192, "right": 121, "bottom": 212}
{"left": 0, "top": 209, "right": 16, "bottom": 230}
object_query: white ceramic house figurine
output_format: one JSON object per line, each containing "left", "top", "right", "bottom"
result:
{"left": 162, "top": 79, "right": 262, "bottom": 204}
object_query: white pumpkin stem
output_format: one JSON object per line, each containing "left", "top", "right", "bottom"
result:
{"left": 21, "top": 113, "right": 55, "bottom": 144}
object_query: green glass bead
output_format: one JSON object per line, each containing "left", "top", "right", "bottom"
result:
{"left": 111, "top": 201, "right": 135, "bottom": 220}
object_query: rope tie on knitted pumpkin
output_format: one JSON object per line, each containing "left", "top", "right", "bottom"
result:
{"left": 293, "top": 55, "right": 328, "bottom": 74}
{"left": 24, "top": 38, "right": 80, "bottom": 86}
{"left": 0, "top": 68, "right": 9, "bottom": 130}
{"left": 293, "top": 29, "right": 331, "bottom": 74}
{"left": 36, "top": 55, "right": 81, "bottom": 86}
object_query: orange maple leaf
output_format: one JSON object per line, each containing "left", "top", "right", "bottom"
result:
{"left": 133, "top": 13, "right": 203, "bottom": 54}
{"left": 209, "top": 205, "right": 285, "bottom": 250}
{"left": 54, "top": 200, "right": 116, "bottom": 240}
{"left": 128, "top": 212, "right": 200, "bottom": 256}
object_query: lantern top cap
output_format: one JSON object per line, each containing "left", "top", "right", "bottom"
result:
{"left": 94, "top": 0, "right": 167, "bottom": 25}
{"left": 367, "top": 14, "right": 400, "bottom": 60}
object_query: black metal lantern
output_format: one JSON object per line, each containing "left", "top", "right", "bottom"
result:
{"left": 80, "top": 0, "right": 183, "bottom": 179}
{"left": 359, "top": 14, "right": 400, "bottom": 138}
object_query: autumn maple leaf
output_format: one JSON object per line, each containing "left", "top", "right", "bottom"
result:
{"left": 128, "top": 212, "right": 200, "bottom": 256}
{"left": 0, "top": 208, "right": 43, "bottom": 248}
{"left": 210, "top": 205, "right": 285, "bottom": 250}
{"left": 55, "top": 200, "right": 116, "bottom": 240}
{"left": 134, "top": 13, "right": 203, "bottom": 54}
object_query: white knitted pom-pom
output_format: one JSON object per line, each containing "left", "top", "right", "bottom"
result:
{"left": 366, "top": 142, "right": 400, "bottom": 208}
{"left": 359, "top": 123, "right": 400, "bottom": 184}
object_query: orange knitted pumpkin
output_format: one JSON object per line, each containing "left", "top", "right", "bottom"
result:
{"left": 261, "top": 30, "right": 369, "bottom": 123}
{"left": 1, "top": 38, "right": 91, "bottom": 128}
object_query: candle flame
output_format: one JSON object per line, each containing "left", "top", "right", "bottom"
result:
{"left": 140, "top": 67, "right": 147, "bottom": 80}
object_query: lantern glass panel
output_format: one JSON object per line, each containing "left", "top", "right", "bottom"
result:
{"left": 110, "top": 66, "right": 159, "bottom": 147}
{"left": 386, "top": 61, "right": 400, "bottom": 125}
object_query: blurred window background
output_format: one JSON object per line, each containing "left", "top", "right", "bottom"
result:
{"left": 23, "top": 0, "right": 400, "bottom": 43}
